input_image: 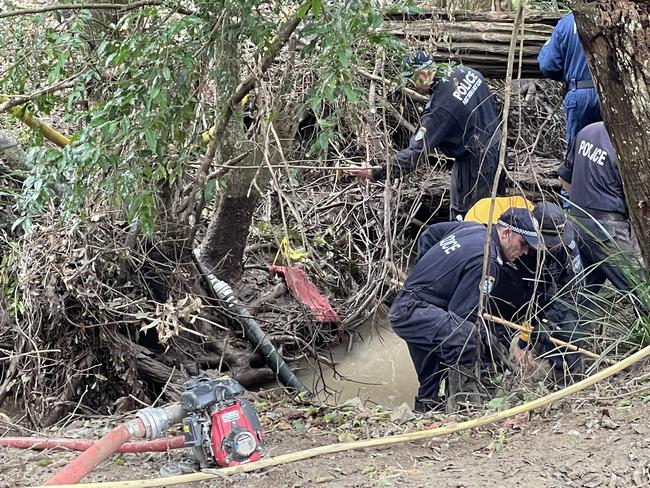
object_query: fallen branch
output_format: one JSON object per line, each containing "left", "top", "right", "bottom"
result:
{"left": 0, "top": 75, "right": 79, "bottom": 113}
{"left": 0, "top": 1, "right": 195, "bottom": 19}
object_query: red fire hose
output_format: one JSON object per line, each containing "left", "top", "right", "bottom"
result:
{"left": 0, "top": 434, "right": 185, "bottom": 453}
{"left": 37, "top": 404, "right": 186, "bottom": 485}
{"left": 43, "top": 419, "right": 148, "bottom": 485}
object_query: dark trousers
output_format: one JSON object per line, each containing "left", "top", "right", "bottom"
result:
{"left": 389, "top": 292, "right": 481, "bottom": 401}
{"left": 575, "top": 216, "right": 644, "bottom": 294}
{"left": 450, "top": 145, "right": 506, "bottom": 221}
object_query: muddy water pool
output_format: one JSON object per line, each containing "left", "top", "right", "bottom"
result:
{"left": 298, "top": 318, "right": 419, "bottom": 408}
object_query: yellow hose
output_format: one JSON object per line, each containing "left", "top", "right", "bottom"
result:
{"left": 0, "top": 95, "right": 71, "bottom": 147}
{"left": 29, "top": 342, "right": 650, "bottom": 488}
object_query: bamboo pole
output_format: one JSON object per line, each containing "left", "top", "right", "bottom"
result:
{"left": 387, "top": 278, "right": 603, "bottom": 361}
{"left": 30, "top": 342, "right": 650, "bottom": 488}
{"left": 483, "top": 312, "right": 603, "bottom": 360}
{"left": 0, "top": 95, "right": 70, "bottom": 147}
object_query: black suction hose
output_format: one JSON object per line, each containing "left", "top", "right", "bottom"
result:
{"left": 193, "top": 250, "right": 309, "bottom": 393}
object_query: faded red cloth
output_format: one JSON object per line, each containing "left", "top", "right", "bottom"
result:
{"left": 269, "top": 265, "right": 341, "bottom": 324}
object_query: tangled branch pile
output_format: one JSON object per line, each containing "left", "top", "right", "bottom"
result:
{"left": 3, "top": 212, "right": 301, "bottom": 424}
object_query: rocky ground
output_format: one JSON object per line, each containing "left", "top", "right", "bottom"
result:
{"left": 2, "top": 366, "right": 649, "bottom": 488}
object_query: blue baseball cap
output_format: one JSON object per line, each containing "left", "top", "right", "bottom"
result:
{"left": 401, "top": 49, "right": 435, "bottom": 77}
{"left": 532, "top": 201, "right": 575, "bottom": 250}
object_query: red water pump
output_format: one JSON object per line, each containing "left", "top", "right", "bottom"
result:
{"left": 179, "top": 375, "right": 264, "bottom": 467}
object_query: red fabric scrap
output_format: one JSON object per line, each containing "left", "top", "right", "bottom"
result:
{"left": 269, "top": 265, "right": 341, "bottom": 324}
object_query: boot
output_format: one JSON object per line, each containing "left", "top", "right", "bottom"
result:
{"left": 414, "top": 396, "right": 445, "bottom": 413}
{"left": 446, "top": 365, "right": 483, "bottom": 412}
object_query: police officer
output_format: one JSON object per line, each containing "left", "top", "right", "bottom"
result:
{"left": 557, "top": 121, "right": 644, "bottom": 293}
{"left": 347, "top": 51, "right": 506, "bottom": 221}
{"left": 538, "top": 13, "right": 602, "bottom": 148}
{"left": 390, "top": 207, "right": 543, "bottom": 412}
{"left": 496, "top": 202, "right": 585, "bottom": 375}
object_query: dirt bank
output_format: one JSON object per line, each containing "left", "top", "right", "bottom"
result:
{"left": 2, "top": 368, "right": 649, "bottom": 488}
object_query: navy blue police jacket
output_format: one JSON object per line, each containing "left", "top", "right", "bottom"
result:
{"left": 373, "top": 66, "right": 500, "bottom": 181}
{"left": 537, "top": 13, "right": 592, "bottom": 85}
{"left": 557, "top": 121, "right": 626, "bottom": 215}
{"left": 393, "top": 222, "right": 504, "bottom": 324}
{"left": 502, "top": 234, "right": 583, "bottom": 325}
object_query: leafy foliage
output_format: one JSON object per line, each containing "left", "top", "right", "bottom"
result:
{"left": 0, "top": 0, "right": 415, "bottom": 233}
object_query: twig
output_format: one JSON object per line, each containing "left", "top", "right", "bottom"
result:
{"left": 0, "top": 74, "right": 79, "bottom": 113}
{"left": 0, "top": 1, "right": 196, "bottom": 19}
{"left": 151, "top": 366, "right": 176, "bottom": 407}
{"left": 357, "top": 68, "right": 428, "bottom": 103}
{"left": 476, "top": 0, "right": 525, "bottom": 366}
{"left": 208, "top": 164, "right": 382, "bottom": 171}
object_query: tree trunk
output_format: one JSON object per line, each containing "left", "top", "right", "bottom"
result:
{"left": 0, "top": 130, "right": 25, "bottom": 171}
{"left": 200, "top": 115, "right": 297, "bottom": 284}
{"left": 200, "top": 124, "right": 263, "bottom": 285}
{"left": 573, "top": 2, "right": 650, "bottom": 268}
{"left": 384, "top": 9, "right": 561, "bottom": 78}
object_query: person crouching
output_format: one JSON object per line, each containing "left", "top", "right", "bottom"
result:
{"left": 390, "top": 208, "right": 545, "bottom": 412}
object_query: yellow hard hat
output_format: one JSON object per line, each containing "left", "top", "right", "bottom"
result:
{"left": 464, "top": 196, "right": 534, "bottom": 225}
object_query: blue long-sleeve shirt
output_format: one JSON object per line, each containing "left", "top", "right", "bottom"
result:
{"left": 537, "top": 13, "right": 592, "bottom": 84}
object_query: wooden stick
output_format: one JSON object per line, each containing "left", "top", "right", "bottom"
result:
{"left": 0, "top": 95, "right": 71, "bottom": 148}
{"left": 209, "top": 164, "right": 383, "bottom": 171}
{"left": 483, "top": 312, "right": 602, "bottom": 360}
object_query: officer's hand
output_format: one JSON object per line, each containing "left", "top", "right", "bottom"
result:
{"left": 341, "top": 166, "right": 374, "bottom": 180}
{"left": 530, "top": 317, "right": 553, "bottom": 346}
{"left": 510, "top": 345, "right": 537, "bottom": 370}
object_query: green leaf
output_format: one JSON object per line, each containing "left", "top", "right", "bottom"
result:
{"left": 314, "top": 130, "right": 331, "bottom": 151}
{"left": 115, "top": 45, "right": 131, "bottom": 65}
{"left": 162, "top": 66, "right": 171, "bottom": 81}
{"left": 296, "top": 1, "right": 311, "bottom": 18}
{"left": 12, "top": 216, "right": 30, "bottom": 233}
{"left": 337, "top": 431, "right": 357, "bottom": 443}
{"left": 312, "top": 0, "right": 322, "bottom": 16}
{"left": 144, "top": 129, "right": 157, "bottom": 153}
{"left": 313, "top": 235, "right": 327, "bottom": 247}
{"left": 342, "top": 85, "right": 359, "bottom": 103}
{"left": 150, "top": 83, "right": 161, "bottom": 100}
{"left": 487, "top": 392, "right": 517, "bottom": 411}
{"left": 323, "top": 412, "right": 336, "bottom": 423}
{"left": 204, "top": 178, "right": 217, "bottom": 204}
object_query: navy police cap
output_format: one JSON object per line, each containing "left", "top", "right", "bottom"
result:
{"left": 402, "top": 49, "right": 434, "bottom": 77}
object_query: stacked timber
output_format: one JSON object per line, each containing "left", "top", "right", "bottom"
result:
{"left": 384, "top": 9, "right": 563, "bottom": 78}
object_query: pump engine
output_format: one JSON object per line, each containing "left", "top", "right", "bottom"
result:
{"left": 180, "top": 375, "right": 264, "bottom": 467}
